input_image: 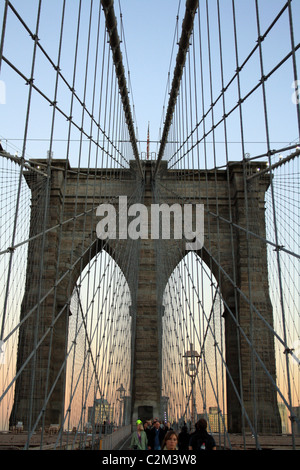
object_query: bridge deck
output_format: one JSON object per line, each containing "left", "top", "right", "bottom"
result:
{"left": 220, "top": 434, "right": 299, "bottom": 450}
{"left": 0, "top": 431, "right": 298, "bottom": 450}
{"left": 0, "top": 431, "right": 95, "bottom": 450}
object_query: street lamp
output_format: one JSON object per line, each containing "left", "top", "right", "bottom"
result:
{"left": 117, "top": 384, "right": 126, "bottom": 426}
{"left": 117, "top": 384, "right": 126, "bottom": 401}
{"left": 183, "top": 344, "right": 200, "bottom": 429}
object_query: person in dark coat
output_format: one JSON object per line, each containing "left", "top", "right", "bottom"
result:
{"left": 148, "top": 420, "right": 165, "bottom": 450}
{"left": 189, "top": 419, "right": 216, "bottom": 451}
{"left": 178, "top": 425, "right": 190, "bottom": 451}
{"left": 143, "top": 420, "right": 151, "bottom": 438}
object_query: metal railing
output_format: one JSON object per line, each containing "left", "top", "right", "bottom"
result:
{"left": 99, "top": 425, "right": 131, "bottom": 450}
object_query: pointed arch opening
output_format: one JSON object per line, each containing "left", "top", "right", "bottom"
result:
{"left": 64, "top": 249, "right": 132, "bottom": 432}
{"left": 161, "top": 251, "right": 227, "bottom": 433}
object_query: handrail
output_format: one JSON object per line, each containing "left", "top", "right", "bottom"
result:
{"left": 100, "top": 425, "right": 131, "bottom": 450}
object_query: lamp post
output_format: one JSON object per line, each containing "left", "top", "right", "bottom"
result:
{"left": 117, "top": 384, "right": 126, "bottom": 426}
{"left": 183, "top": 344, "right": 200, "bottom": 429}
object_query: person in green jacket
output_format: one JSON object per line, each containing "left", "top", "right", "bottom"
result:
{"left": 130, "top": 421, "right": 148, "bottom": 450}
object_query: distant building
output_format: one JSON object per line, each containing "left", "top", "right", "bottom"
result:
{"left": 88, "top": 398, "right": 113, "bottom": 431}
{"left": 197, "top": 407, "right": 227, "bottom": 434}
{"left": 278, "top": 402, "right": 289, "bottom": 434}
{"left": 291, "top": 406, "right": 300, "bottom": 436}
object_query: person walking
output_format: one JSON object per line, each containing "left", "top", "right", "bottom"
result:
{"left": 148, "top": 419, "right": 165, "bottom": 450}
{"left": 188, "top": 418, "right": 216, "bottom": 451}
{"left": 144, "top": 420, "right": 152, "bottom": 443}
{"left": 129, "top": 421, "right": 148, "bottom": 450}
{"left": 161, "top": 430, "right": 178, "bottom": 450}
{"left": 178, "top": 425, "right": 190, "bottom": 451}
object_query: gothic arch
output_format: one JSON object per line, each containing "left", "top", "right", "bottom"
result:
{"left": 161, "top": 250, "right": 226, "bottom": 420}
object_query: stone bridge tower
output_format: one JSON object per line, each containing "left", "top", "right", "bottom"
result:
{"left": 10, "top": 157, "right": 281, "bottom": 435}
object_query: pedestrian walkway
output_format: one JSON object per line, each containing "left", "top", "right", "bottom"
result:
{"left": 117, "top": 434, "right": 132, "bottom": 450}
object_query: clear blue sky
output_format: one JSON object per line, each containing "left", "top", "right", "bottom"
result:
{"left": 0, "top": 0, "right": 184, "bottom": 160}
{"left": 116, "top": 0, "right": 184, "bottom": 146}
{"left": 0, "top": 0, "right": 299, "bottom": 163}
